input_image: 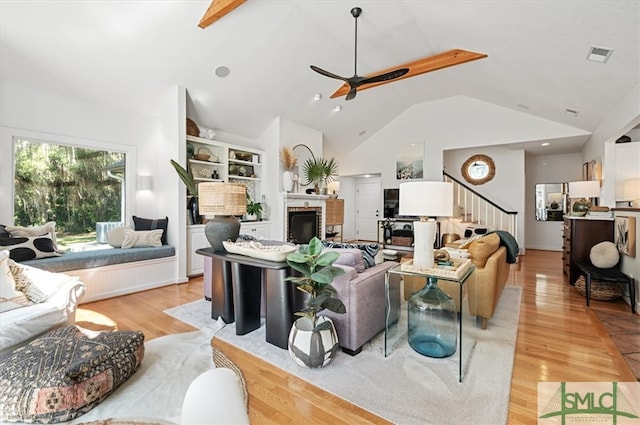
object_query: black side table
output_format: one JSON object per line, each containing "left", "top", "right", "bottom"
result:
{"left": 574, "top": 262, "right": 636, "bottom": 314}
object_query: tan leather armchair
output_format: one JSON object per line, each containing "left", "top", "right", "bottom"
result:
{"left": 465, "top": 233, "right": 510, "bottom": 329}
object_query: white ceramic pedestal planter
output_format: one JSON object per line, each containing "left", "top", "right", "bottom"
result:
{"left": 288, "top": 316, "right": 339, "bottom": 368}
{"left": 282, "top": 171, "right": 294, "bottom": 192}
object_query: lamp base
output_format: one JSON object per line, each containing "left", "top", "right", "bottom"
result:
{"left": 571, "top": 198, "right": 591, "bottom": 217}
{"left": 204, "top": 216, "right": 241, "bottom": 252}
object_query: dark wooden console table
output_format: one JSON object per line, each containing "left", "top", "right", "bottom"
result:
{"left": 196, "top": 248, "right": 302, "bottom": 349}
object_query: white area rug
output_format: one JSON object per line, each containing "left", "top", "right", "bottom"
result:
{"left": 167, "top": 287, "right": 522, "bottom": 425}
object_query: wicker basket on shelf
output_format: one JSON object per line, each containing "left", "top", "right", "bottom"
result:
{"left": 574, "top": 275, "right": 622, "bottom": 300}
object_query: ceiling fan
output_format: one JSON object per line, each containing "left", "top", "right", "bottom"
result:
{"left": 312, "top": 7, "right": 488, "bottom": 101}
{"left": 311, "top": 7, "right": 409, "bottom": 101}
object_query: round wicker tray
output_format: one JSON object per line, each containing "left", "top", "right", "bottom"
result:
{"left": 575, "top": 275, "right": 622, "bottom": 300}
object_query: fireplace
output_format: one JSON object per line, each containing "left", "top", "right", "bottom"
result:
{"left": 288, "top": 210, "right": 320, "bottom": 244}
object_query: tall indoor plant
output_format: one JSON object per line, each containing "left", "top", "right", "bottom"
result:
{"left": 170, "top": 159, "right": 200, "bottom": 224}
{"left": 285, "top": 237, "right": 345, "bottom": 368}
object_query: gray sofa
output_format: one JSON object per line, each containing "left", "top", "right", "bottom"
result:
{"left": 320, "top": 248, "right": 400, "bottom": 355}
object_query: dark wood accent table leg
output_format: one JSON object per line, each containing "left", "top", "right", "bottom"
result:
{"left": 264, "top": 268, "right": 297, "bottom": 349}
{"left": 210, "top": 257, "right": 234, "bottom": 323}
{"left": 231, "top": 263, "right": 262, "bottom": 335}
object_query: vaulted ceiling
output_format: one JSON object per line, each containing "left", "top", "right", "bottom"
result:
{"left": 1, "top": 1, "right": 638, "bottom": 158}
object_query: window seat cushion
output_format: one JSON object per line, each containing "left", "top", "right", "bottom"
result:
{"left": 20, "top": 246, "right": 175, "bottom": 273}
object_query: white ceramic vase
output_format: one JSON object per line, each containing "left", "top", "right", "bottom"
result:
{"left": 282, "top": 170, "right": 294, "bottom": 192}
{"left": 288, "top": 316, "right": 339, "bottom": 368}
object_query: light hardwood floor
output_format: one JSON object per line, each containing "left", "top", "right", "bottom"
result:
{"left": 77, "top": 249, "right": 637, "bottom": 424}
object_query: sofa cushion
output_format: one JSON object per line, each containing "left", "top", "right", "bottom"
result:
{"left": 320, "top": 241, "right": 380, "bottom": 268}
{"left": 468, "top": 233, "right": 500, "bottom": 268}
{"left": 0, "top": 235, "right": 61, "bottom": 261}
{"left": 8, "top": 260, "right": 49, "bottom": 303}
{"left": 1, "top": 251, "right": 32, "bottom": 313}
{"left": 121, "top": 229, "right": 163, "bottom": 249}
{"left": 5, "top": 222, "right": 63, "bottom": 253}
{"left": 107, "top": 225, "right": 134, "bottom": 248}
{"left": 0, "top": 326, "right": 145, "bottom": 423}
{"left": 132, "top": 216, "right": 168, "bottom": 245}
{"left": 327, "top": 248, "right": 366, "bottom": 273}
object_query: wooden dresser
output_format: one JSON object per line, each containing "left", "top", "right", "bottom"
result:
{"left": 325, "top": 198, "right": 344, "bottom": 242}
{"left": 562, "top": 216, "right": 614, "bottom": 285}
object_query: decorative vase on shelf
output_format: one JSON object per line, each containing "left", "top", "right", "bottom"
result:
{"left": 408, "top": 277, "right": 457, "bottom": 358}
{"left": 188, "top": 196, "right": 201, "bottom": 225}
{"left": 282, "top": 170, "right": 294, "bottom": 192}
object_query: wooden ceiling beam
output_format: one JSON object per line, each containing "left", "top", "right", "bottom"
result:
{"left": 198, "top": 0, "right": 247, "bottom": 29}
{"left": 330, "top": 49, "right": 487, "bottom": 99}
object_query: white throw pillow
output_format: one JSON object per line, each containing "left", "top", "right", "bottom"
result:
{"left": 107, "top": 225, "right": 134, "bottom": 248}
{"left": 5, "top": 221, "right": 63, "bottom": 253}
{"left": 121, "top": 229, "right": 163, "bottom": 249}
{"left": 0, "top": 250, "right": 30, "bottom": 312}
{"left": 589, "top": 241, "right": 619, "bottom": 269}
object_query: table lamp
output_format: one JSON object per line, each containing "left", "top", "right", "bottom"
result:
{"left": 198, "top": 182, "right": 247, "bottom": 252}
{"left": 399, "top": 181, "right": 453, "bottom": 269}
{"left": 568, "top": 181, "right": 600, "bottom": 216}
{"left": 327, "top": 180, "right": 341, "bottom": 198}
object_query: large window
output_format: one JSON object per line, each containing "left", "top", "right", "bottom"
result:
{"left": 13, "top": 138, "right": 126, "bottom": 247}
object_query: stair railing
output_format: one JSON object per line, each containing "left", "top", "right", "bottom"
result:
{"left": 443, "top": 172, "right": 518, "bottom": 241}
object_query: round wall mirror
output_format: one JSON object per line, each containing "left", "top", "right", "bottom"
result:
{"left": 461, "top": 154, "right": 495, "bottom": 185}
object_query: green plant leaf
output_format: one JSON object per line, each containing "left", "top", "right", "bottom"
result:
{"left": 316, "top": 250, "right": 340, "bottom": 266}
{"left": 170, "top": 159, "right": 197, "bottom": 196}
{"left": 323, "top": 298, "right": 346, "bottom": 314}
{"left": 311, "top": 268, "right": 338, "bottom": 284}
{"left": 307, "top": 237, "right": 323, "bottom": 256}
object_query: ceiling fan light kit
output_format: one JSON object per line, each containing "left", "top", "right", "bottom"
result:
{"left": 311, "top": 7, "right": 487, "bottom": 101}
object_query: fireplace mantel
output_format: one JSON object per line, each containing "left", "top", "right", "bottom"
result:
{"left": 283, "top": 193, "right": 330, "bottom": 200}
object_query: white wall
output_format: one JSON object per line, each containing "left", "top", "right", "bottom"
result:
{"left": 0, "top": 81, "right": 184, "bottom": 282}
{"left": 525, "top": 153, "right": 583, "bottom": 251}
{"left": 614, "top": 141, "right": 640, "bottom": 204}
{"left": 443, "top": 145, "right": 526, "bottom": 250}
{"left": 584, "top": 82, "right": 640, "bottom": 206}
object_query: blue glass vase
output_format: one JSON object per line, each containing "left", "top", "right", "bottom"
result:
{"left": 408, "top": 277, "right": 457, "bottom": 358}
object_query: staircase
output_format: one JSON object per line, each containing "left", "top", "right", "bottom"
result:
{"left": 443, "top": 172, "right": 518, "bottom": 241}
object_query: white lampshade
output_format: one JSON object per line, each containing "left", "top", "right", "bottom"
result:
{"left": 399, "top": 181, "right": 453, "bottom": 217}
{"left": 327, "top": 180, "right": 341, "bottom": 194}
{"left": 137, "top": 174, "right": 153, "bottom": 191}
{"left": 399, "top": 181, "right": 453, "bottom": 270}
{"left": 568, "top": 181, "right": 600, "bottom": 199}
{"left": 623, "top": 178, "right": 640, "bottom": 201}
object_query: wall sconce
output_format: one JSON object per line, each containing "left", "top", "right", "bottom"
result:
{"left": 138, "top": 175, "right": 153, "bottom": 191}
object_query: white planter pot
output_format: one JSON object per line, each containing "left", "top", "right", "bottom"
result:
{"left": 288, "top": 316, "right": 339, "bottom": 368}
{"left": 282, "top": 171, "right": 294, "bottom": 192}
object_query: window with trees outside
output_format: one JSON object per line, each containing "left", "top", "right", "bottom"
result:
{"left": 13, "top": 138, "right": 126, "bottom": 251}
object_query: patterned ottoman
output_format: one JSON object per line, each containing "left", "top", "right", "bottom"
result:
{"left": 0, "top": 326, "right": 145, "bottom": 423}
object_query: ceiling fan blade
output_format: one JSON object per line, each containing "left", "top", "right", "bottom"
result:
{"left": 198, "top": 0, "right": 246, "bottom": 29}
{"left": 360, "top": 68, "right": 409, "bottom": 85}
{"left": 330, "top": 49, "right": 487, "bottom": 99}
{"left": 345, "top": 87, "right": 358, "bottom": 101}
{"left": 310, "top": 65, "right": 348, "bottom": 81}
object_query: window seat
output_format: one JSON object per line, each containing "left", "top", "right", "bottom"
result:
{"left": 22, "top": 246, "right": 175, "bottom": 272}
{"left": 22, "top": 246, "right": 177, "bottom": 303}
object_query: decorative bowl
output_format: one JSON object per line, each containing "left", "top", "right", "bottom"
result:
{"left": 193, "top": 153, "right": 210, "bottom": 161}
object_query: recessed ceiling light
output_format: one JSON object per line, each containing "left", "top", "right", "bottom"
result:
{"left": 541, "top": 142, "right": 550, "bottom": 147}
{"left": 313, "top": 93, "right": 322, "bottom": 101}
{"left": 214, "top": 66, "right": 230, "bottom": 78}
{"left": 586, "top": 46, "right": 614, "bottom": 63}
{"left": 333, "top": 105, "right": 342, "bottom": 112}
{"left": 565, "top": 108, "right": 579, "bottom": 117}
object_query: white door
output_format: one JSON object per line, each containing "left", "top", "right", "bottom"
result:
{"left": 356, "top": 178, "right": 381, "bottom": 242}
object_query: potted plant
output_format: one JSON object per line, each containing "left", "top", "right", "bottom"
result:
{"left": 245, "top": 194, "right": 262, "bottom": 221}
{"left": 285, "top": 237, "right": 346, "bottom": 368}
{"left": 302, "top": 156, "right": 338, "bottom": 194}
{"left": 170, "top": 159, "right": 200, "bottom": 224}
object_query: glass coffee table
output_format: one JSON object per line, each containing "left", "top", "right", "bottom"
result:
{"left": 384, "top": 262, "right": 476, "bottom": 382}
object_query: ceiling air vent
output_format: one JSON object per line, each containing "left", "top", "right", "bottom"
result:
{"left": 586, "top": 46, "right": 614, "bottom": 63}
